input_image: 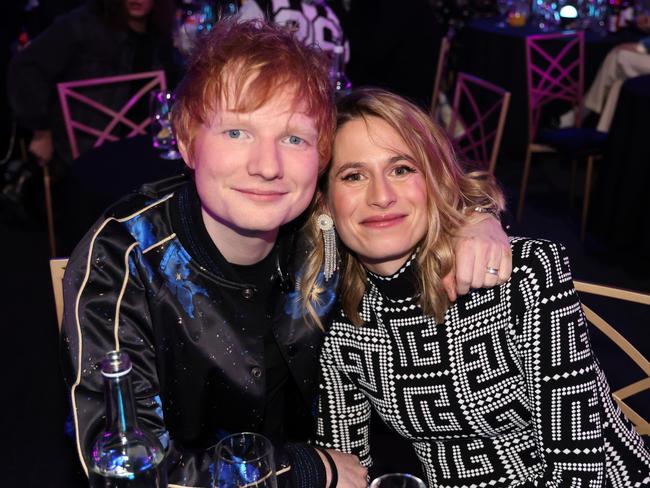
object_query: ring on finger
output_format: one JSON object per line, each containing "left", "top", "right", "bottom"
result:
{"left": 486, "top": 266, "right": 499, "bottom": 276}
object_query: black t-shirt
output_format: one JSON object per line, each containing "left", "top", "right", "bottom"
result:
{"left": 183, "top": 182, "right": 291, "bottom": 442}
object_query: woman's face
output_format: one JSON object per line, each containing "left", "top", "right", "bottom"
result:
{"left": 327, "top": 116, "right": 428, "bottom": 276}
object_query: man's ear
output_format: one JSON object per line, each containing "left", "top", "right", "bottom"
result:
{"left": 177, "top": 138, "right": 193, "bottom": 169}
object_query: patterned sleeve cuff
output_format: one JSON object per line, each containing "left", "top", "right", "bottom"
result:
{"left": 283, "top": 443, "right": 327, "bottom": 488}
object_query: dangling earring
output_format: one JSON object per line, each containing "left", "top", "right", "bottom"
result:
{"left": 317, "top": 214, "right": 337, "bottom": 281}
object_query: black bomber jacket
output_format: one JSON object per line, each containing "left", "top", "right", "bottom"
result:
{"left": 60, "top": 175, "right": 337, "bottom": 487}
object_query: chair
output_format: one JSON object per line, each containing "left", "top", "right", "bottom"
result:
{"left": 430, "top": 35, "right": 451, "bottom": 117}
{"left": 50, "top": 257, "right": 68, "bottom": 331}
{"left": 517, "top": 32, "right": 606, "bottom": 240}
{"left": 44, "top": 71, "right": 167, "bottom": 256}
{"left": 57, "top": 70, "right": 167, "bottom": 160}
{"left": 574, "top": 280, "right": 650, "bottom": 436}
{"left": 447, "top": 72, "right": 511, "bottom": 173}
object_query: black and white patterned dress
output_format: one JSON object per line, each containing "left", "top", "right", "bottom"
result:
{"left": 315, "top": 237, "right": 650, "bottom": 487}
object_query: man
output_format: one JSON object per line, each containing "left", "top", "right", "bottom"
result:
{"left": 61, "top": 20, "right": 511, "bottom": 487}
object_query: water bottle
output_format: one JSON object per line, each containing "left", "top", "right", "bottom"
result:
{"left": 329, "top": 42, "right": 352, "bottom": 99}
{"left": 89, "top": 351, "right": 167, "bottom": 488}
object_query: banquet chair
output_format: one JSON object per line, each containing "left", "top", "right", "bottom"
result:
{"left": 574, "top": 280, "right": 650, "bottom": 437}
{"left": 517, "top": 32, "right": 606, "bottom": 240}
{"left": 430, "top": 35, "right": 451, "bottom": 117}
{"left": 57, "top": 70, "right": 167, "bottom": 160}
{"left": 50, "top": 257, "right": 68, "bottom": 331}
{"left": 44, "top": 71, "right": 168, "bottom": 256}
{"left": 447, "top": 72, "right": 511, "bottom": 173}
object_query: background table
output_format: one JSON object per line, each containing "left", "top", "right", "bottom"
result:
{"left": 590, "top": 74, "right": 650, "bottom": 271}
{"left": 457, "top": 19, "right": 644, "bottom": 163}
{"left": 59, "top": 135, "right": 185, "bottom": 254}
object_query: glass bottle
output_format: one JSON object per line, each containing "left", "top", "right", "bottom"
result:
{"left": 89, "top": 351, "right": 167, "bottom": 488}
{"left": 328, "top": 43, "right": 352, "bottom": 99}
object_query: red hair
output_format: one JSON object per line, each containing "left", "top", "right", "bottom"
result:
{"left": 172, "top": 20, "right": 335, "bottom": 168}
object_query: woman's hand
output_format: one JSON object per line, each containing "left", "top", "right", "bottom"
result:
{"left": 444, "top": 213, "right": 512, "bottom": 301}
{"left": 316, "top": 448, "right": 367, "bottom": 488}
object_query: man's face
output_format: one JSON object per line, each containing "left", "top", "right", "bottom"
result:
{"left": 181, "top": 89, "right": 320, "bottom": 240}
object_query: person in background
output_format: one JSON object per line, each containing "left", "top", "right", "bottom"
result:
{"left": 310, "top": 87, "right": 650, "bottom": 486}
{"left": 61, "top": 20, "right": 512, "bottom": 487}
{"left": 238, "top": 0, "right": 349, "bottom": 63}
{"left": 560, "top": 13, "right": 650, "bottom": 131}
{"left": 7, "top": 0, "right": 180, "bottom": 166}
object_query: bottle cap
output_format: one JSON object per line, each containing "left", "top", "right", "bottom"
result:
{"left": 101, "top": 350, "right": 133, "bottom": 378}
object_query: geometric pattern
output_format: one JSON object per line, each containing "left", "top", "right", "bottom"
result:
{"left": 316, "top": 238, "right": 650, "bottom": 487}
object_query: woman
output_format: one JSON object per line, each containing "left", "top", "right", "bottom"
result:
{"left": 305, "top": 88, "right": 650, "bottom": 487}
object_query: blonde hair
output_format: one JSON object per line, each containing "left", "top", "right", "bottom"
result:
{"left": 300, "top": 88, "right": 505, "bottom": 328}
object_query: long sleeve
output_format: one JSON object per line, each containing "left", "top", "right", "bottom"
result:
{"left": 314, "top": 334, "right": 373, "bottom": 467}
{"left": 60, "top": 221, "right": 175, "bottom": 479}
{"left": 511, "top": 240, "right": 607, "bottom": 487}
{"left": 60, "top": 212, "right": 328, "bottom": 488}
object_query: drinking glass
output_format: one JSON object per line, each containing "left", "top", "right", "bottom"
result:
{"left": 370, "top": 473, "right": 427, "bottom": 488}
{"left": 214, "top": 433, "right": 277, "bottom": 488}
{"left": 149, "top": 89, "right": 181, "bottom": 160}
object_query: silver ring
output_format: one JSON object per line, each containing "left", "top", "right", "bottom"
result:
{"left": 486, "top": 266, "right": 499, "bottom": 276}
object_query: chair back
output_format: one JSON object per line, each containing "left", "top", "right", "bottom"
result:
{"left": 525, "top": 32, "right": 584, "bottom": 142}
{"left": 50, "top": 258, "right": 69, "bottom": 331}
{"left": 448, "top": 72, "right": 511, "bottom": 173}
{"left": 57, "top": 70, "right": 167, "bottom": 159}
{"left": 430, "top": 35, "right": 451, "bottom": 117}
{"left": 574, "top": 280, "right": 650, "bottom": 436}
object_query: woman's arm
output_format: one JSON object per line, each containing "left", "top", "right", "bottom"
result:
{"left": 511, "top": 239, "right": 607, "bottom": 487}
{"left": 315, "top": 337, "right": 371, "bottom": 487}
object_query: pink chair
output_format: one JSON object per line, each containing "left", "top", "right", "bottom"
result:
{"left": 44, "top": 71, "right": 167, "bottom": 256}
{"left": 430, "top": 35, "right": 452, "bottom": 117}
{"left": 57, "top": 70, "right": 167, "bottom": 159}
{"left": 517, "top": 32, "right": 606, "bottom": 239}
{"left": 447, "top": 72, "right": 511, "bottom": 174}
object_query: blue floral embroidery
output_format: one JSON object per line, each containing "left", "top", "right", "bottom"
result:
{"left": 152, "top": 395, "right": 170, "bottom": 449}
{"left": 284, "top": 270, "right": 338, "bottom": 319}
{"left": 160, "top": 241, "right": 209, "bottom": 318}
{"left": 124, "top": 215, "right": 157, "bottom": 251}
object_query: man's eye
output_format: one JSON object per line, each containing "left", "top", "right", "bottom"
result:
{"left": 288, "top": 135, "right": 303, "bottom": 145}
{"left": 227, "top": 129, "right": 242, "bottom": 139}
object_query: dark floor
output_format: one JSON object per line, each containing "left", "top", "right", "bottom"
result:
{"left": 2, "top": 155, "right": 648, "bottom": 487}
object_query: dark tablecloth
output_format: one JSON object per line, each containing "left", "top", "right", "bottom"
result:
{"left": 59, "top": 135, "right": 185, "bottom": 254}
{"left": 457, "top": 19, "right": 644, "bottom": 163}
{"left": 590, "top": 74, "right": 650, "bottom": 267}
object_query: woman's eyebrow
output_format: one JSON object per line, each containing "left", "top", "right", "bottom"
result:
{"left": 333, "top": 161, "right": 365, "bottom": 176}
{"left": 388, "top": 154, "right": 416, "bottom": 164}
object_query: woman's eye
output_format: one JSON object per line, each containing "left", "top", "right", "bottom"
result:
{"left": 227, "top": 129, "right": 242, "bottom": 139}
{"left": 342, "top": 172, "right": 363, "bottom": 182}
{"left": 393, "top": 165, "right": 417, "bottom": 176}
{"left": 287, "top": 135, "right": 303, "bottom": 145}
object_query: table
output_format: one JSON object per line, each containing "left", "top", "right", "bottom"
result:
{"left": 590, "top": 74, "right": 650, "bottom": 268}
{"left": 457, "top": 19, "right": 644, "bottom": 163}
{"left": 59, "top": 135, "right": 186, "bottom": 254}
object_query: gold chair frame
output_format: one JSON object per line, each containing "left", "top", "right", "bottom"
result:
{"left": 574, "top": 280, "right": 650, "bottom": 436}
{"left": 50, "top": 257, "right": 68, "bottom": 331}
